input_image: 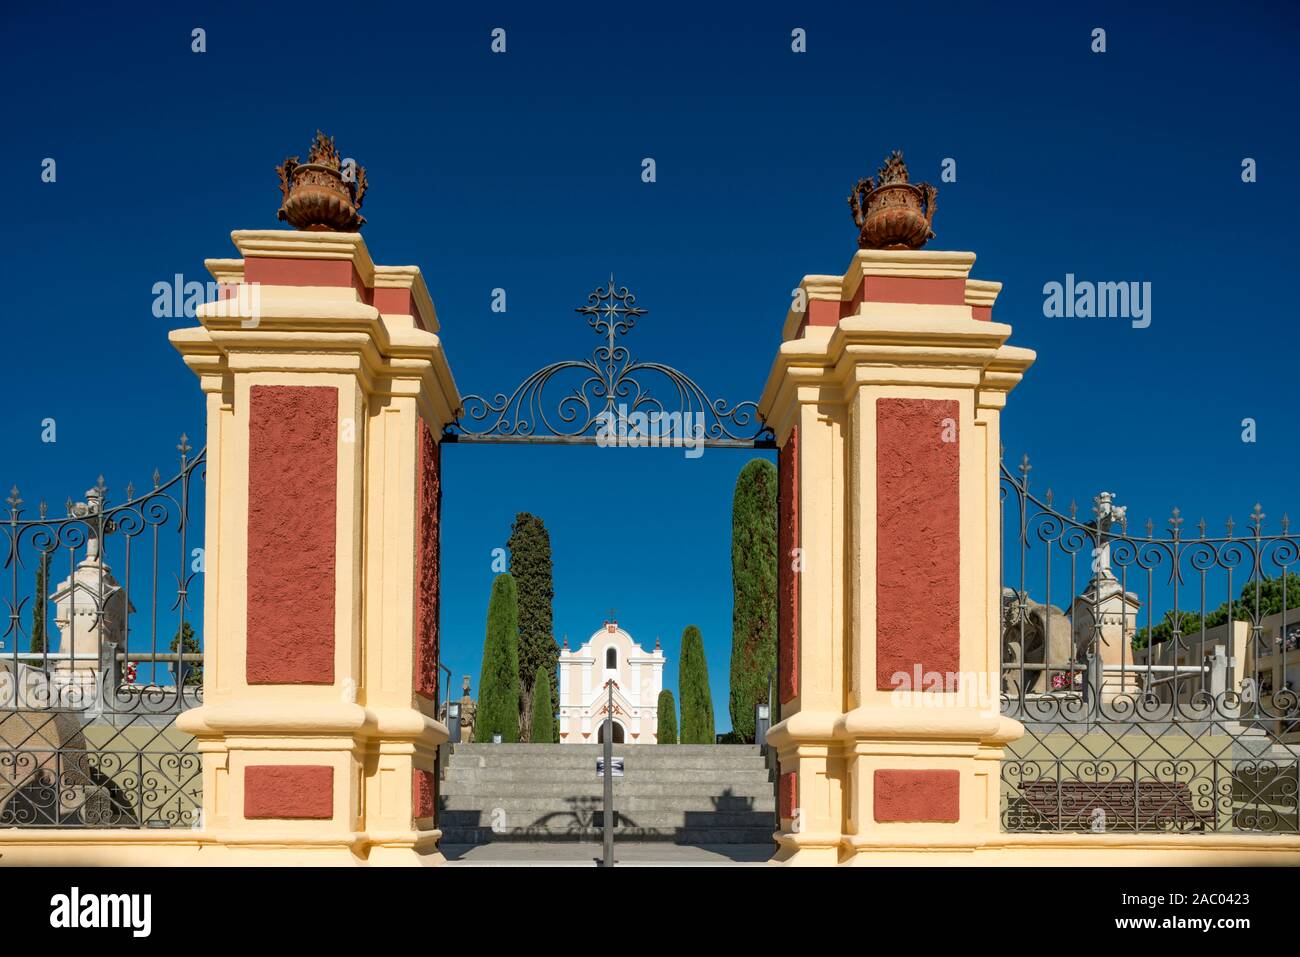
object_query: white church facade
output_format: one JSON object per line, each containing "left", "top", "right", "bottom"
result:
{"left": 558, "top": 621, "right": 665, "bottom": 744}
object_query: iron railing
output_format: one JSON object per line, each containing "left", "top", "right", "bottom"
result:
{"left": 1000, "top": 453, "right": 1300, "bottom": 833}
{"left": 0, "top": 438, "right": 204, "bottom": 828}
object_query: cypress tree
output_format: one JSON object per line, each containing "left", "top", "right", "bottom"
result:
{"left": 30, "top": 553, "right": 50, "bottom": 655}
{"left": 508, "top": 513, "right": 557, "bottom": 741}
{"left": 477, "top": 573, "right": 521, "bottom": 743}
{"left": 170, "top": 621, "right": 203, "bottom": 685}
{"left": 656, "top": 689, "right": 678, "bottom": 744}
{"left": 728, "top": 458, "right": 778, "bottom": 742}
{"left": 529, "top": 666, "right": 554, "bottom": 744}
{"left": 678, "top": 625, "right": 715, "bottom": 744}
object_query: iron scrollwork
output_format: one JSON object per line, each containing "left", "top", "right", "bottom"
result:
{"left": 444, "top": 277, "right": 774, "bottom": 448}
{"left": 1000, "top": 452, "right": 1300, "bottom": 834}
{"left": 1, "top": 438, "right": 205, "bottom": 829}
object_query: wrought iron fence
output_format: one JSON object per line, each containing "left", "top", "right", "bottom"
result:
{"left": 1001, "top": 454, "right": 1300, "bottom": 833}
{"left": 0, "top": 438, "right": 204, "bottom": 828}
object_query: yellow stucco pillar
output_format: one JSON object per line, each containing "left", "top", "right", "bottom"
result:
{"left": 169, "top": 229, "right": 460, "bottom": 865}
{"left": 761, "top": 249, "right": 1034, "bottom": 865}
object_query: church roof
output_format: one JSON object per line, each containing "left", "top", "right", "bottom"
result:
{"left": 564, "top": 620, "right": 662, "bottom": 659}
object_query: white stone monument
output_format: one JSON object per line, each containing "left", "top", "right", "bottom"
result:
{"left": 1070, "top": 491, "right": 1142, "bottom": 699}
{"left": 48, "top": 483, "right": 132, "bottom": 702}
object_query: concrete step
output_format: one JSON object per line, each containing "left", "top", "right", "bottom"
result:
{"left": 445, "top": 752, "right": 766, "bottom": 772}
{"left": 452, "top": 744, "right": 760, "bottom": 754}
{"left": 438, "top": 826, "right": 776, "bottom": 845}
{"left": 446, "top": 744, "right": 763, "bottom": 757}
{"left": 442, "top": 767, "right": 773, "bottom": 785}
{"left": 438, "top": 742, "right": 776, "bottom": 847}
{"left": 438, "top": 781, "right": 774, "bottom": 799}
{"left": 441, "top": 790, "right": 769, "bottom": 816}
{"left": 438, "top": 809, "right": 773, "bottom": 829}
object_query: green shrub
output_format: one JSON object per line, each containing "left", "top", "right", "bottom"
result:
{"left": 656, "top": 689, "right": 677, "bottom": 744}
{"left": 529, "top": 665, "right": 555, "bottom": 744}
{"left": 679, "top": 626, "right": 715, "bottom": 744}
{"left": 728, "top": 458, "right": 777, "bottom": 742}
{"left": 476, "top": 574, "right": 521, "bottom": 742}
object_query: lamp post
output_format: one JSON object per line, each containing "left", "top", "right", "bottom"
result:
{"left": 603, "top": 680, "right": 614, "bottom": 867}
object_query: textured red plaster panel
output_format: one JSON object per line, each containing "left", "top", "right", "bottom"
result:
{"left": 247, "top": 385, "right": 338, "bottom": 685}
{"left": 415, "top": 422, "right": 441, "bottom": 701}
{"left": 778, "top": 427, "right": 800, "bottom": 704}
{"left": 863, "top": 276, "right": 965, "bottom": 306}
{"left": 413, "top": 768, "right": 436, "bottom": 820}
{"left": 873, "top": 769, "right": 960, "bottom": 822}
{"left": 372, "top": 286, "right": 411, "bottom": 314}
{"left": 972, "top": 305, "right": 992, "bottom": 322}
{"left": 840, "top": 279, "right": 865, "bottom": 318}
{"left": 373, "top": 286, "right": 429, "bottom": 330}
{"left": 875, "top": 398, "right": 960, "bottom": 691}
{"left": 245, "top": 765, "right": 334, "bottom": 819}
{"left": 805, "top": 298, "right": 840, "bottom": 328}
{"left": 244, "top": 257, "right": 361, "bottom": 295}
{"left": 779, "top": 771, "right": 798, "bottom": 820}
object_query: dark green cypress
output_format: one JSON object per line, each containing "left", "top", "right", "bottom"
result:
{"left": 678, "top": 625, "right": 715, "bottom": 744}
{"left": 477, "top": 573, "right": 521, "bottom": 743}
{"left": 529, "top": 665, "right": 554, "bottom": 744}
{"left": 30, "top": 553, "right": 49, "bottom": 655}
{"left": 656, "top": 689, "right": 678, "bottom": 744}
{"left": 728, "top": 458, "right": 778, "bottom": 742}
{"left": 508, "top": 513, "right": 557, "bottom": 741}
{"left": 170, "top": 621, "right": 203, "bottom": 685}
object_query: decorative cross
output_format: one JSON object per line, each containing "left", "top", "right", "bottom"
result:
{"left": 575, "top": 276, "right": 647, "bottom": 381}
{"left": 1091, "top": 491, "right": 1127, "bottom": 581}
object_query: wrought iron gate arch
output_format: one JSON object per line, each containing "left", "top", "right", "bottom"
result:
{"left": 442, "top": 276, "right": 774, "bottom": 450}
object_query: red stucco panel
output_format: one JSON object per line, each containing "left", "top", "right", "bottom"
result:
{"left": 873, "top": 769, "right": 960, "bottom": 823}
{"left": 415, "top": 421, "right": 441, "bottom": 702}
{"left": 245, "top": 765, "right": 334, "bottom": 819}
{"left": 246, "top": 385, "right": 338, "bottom": 685}
{"left": 875, "top": 398, "right": 960, "bottom": 691}
{"left": 412, "top": 768, "right": 436, "bottom": 821}
{"left": 779, "top": 770, "right": 798, "bottom": 820}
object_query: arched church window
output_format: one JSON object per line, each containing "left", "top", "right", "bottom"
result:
{"left": 605, "top": 647, "right": 617, "bottom": 670}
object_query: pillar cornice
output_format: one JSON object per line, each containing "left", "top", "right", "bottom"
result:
{"left": 760, "top": 315, "right": 1015, "bottom": 428}
{"left": 175, "top": 299, "right": 462, "bottom": 431}
{"left": 232, "top": 228, "right": 377, "bottom": 287}
{"left": 836, "top": 706, "right": 1022, "bottom": 745}
{"left": 976, "top": 344, "right": 1036, "bottom": 412}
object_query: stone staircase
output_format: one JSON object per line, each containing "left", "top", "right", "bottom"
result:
{"left": 438, "top": 743, "right": 776, "bottom": 845}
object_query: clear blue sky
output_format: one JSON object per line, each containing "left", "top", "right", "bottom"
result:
{"left": 2, "top": 2, "right": 1297, "bottom": 730}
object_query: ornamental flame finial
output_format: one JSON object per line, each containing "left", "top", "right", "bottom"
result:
{"left": 847, "top": 150, "right": 937, "bottom": 250}
{"left": 276, "top": 131, "right": 368, "bottom": 232}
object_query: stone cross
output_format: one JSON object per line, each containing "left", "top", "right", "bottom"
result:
{"left": 1091, "top": 491, "right": 1126, "bottom": 582}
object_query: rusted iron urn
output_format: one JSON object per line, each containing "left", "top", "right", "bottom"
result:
{"left": 848, "top": 150, "right": 937, "bottom": 250}
{"left": 276, "top": 131, "right": 367, "bottom": 232}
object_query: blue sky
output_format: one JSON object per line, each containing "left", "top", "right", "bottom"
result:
{"left": 2, "top": 2, "right": 1297, "bottom": 729}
